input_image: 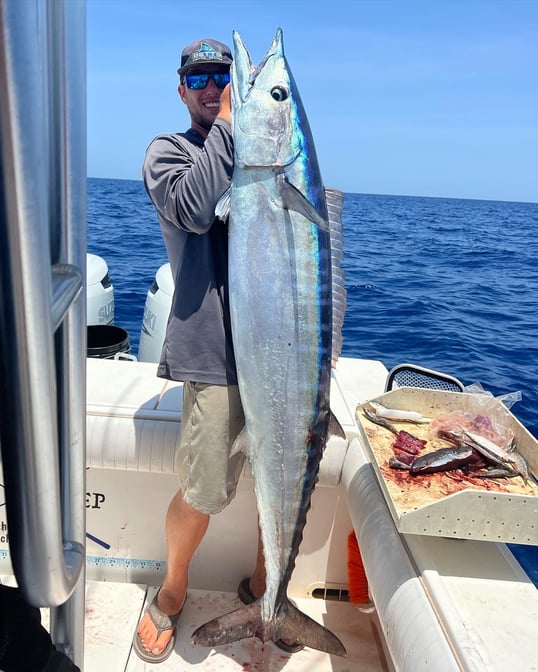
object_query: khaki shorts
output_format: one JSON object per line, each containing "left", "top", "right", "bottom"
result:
{"left": 176, "top": 381, "right": 245, "bottom": 515}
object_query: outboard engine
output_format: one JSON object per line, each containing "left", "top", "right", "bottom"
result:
{"left": 137, "top": 263, "right": 173, "bottom": 363}
{"left": 86, "top": 253, "right": 114, "bottom": 325}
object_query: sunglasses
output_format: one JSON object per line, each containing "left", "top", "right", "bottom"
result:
{"left": 185, "top": 72, "right": 230, "bottom": 90}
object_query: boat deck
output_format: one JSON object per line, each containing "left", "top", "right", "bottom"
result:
{"left": 82, "top": 582, "right": 388, "bottom": 672}
{"left": 10, "top": 578, "right": 385, "bottom": 671}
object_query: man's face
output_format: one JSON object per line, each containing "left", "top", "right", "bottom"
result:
{"left": 179, "top": 64, "right": 230, "bottom": 136}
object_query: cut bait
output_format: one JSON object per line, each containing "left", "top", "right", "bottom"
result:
{"left": 439, "top": 428, "right": 530, "bottom": 484}
{"left": 461, "top": 429, "right": 516, "bottom": 466}
{"left": 368, "top": 401, "right": 431, "bottom": 424}
{"left": 409, "top": 445, "right": 478, "bottom": 476}
{"left": 393, "top": 430, "right": 427, "bottom": 455}
{"left": 363, "top": 408, "right": 398, "bottom": 434}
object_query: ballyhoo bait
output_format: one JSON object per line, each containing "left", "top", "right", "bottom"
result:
{"left": 367, "top": 401, "right": 432, "bottom": 424}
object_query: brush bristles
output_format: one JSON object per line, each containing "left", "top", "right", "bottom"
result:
{"left": 347, "top": 531, "right": 369, "bottom": 604}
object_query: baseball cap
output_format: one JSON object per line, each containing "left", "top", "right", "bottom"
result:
{"left": 177, "top": 38, "right": 232, "bottom": 76}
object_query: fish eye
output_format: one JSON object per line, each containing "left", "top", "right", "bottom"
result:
{"left": 271, "top": 86, "right": 288, "bottom": 102}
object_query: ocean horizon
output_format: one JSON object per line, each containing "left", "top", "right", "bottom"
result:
{"left": 88, "top": 175, "right": 538, "bottom": 206}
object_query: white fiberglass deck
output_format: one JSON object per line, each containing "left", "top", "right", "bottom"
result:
{"left": 81, "top": 582, "right": 388, "bottom": 672}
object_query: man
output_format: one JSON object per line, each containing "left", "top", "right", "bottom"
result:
{"left": 134, "top": 38, "right": 301, "bottom": 663}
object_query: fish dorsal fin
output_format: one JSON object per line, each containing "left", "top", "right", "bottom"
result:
{"left": 277, "top": 174, "right": 329, "bottom": 232}
{"left": 215, "top": 187, "right": 231, "bottom": 221}
{"left": 325, "top": 187, "right": 346, "bottom": 366}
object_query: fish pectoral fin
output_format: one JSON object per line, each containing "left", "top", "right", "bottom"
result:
{"left": 230, "top": 427, "right": 249, "bottom": 458}
{"left": 278, "top": 175, "right": 329, "bottom": 231}
{"left": 215, "top": 187, "right": 231, "bottom": 221}
{"left": 329, "top": 410, "right": 347, "bottom": 440}
{"left": 275, "top": 599, "right": 346, "bottom": 657}
{"left": 191, "top": 601, "right": 262, "bottom": 647}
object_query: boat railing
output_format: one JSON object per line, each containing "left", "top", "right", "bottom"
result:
{"left": 0, "top": 0, "right": 87, "bottom": 666}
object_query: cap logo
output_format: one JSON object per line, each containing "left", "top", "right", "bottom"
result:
{"left": 191, "top": 42, "right": 223, "bottom": 64}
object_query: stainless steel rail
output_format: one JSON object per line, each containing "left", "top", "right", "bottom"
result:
{"left": 0, "top": 0, "right": 86, "bottom": 666}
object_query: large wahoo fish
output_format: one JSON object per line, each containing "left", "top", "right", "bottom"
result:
{"left": 192, "top": 29, "right": 347, "bottom": 657}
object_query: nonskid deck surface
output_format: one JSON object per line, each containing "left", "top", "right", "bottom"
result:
{"left": 81, "top": 581, "right": 387, "bottom": 672}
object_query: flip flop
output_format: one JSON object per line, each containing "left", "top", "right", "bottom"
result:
{"left": 132, "top": 588, "right": 184, "bottom": 663}
{"left": 237, "top": 578, "right": 304, "bottom": 653}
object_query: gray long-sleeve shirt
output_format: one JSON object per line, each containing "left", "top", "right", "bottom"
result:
{"left": 143, "top": 118, "right": 237, "bottom": 385}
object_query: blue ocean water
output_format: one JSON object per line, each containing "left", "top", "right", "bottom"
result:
{"left": 88, "top": 177, "right": 538, "bottom": 440}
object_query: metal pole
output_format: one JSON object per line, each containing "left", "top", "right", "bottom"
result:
{"left": 0, "top": 0, "right": 87, "bottom": 666}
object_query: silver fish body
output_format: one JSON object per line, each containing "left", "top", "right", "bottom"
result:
{"left": 440, "top": 428, "right": 530, "bottom": 483}
{"left": 461, "top": 429, "right": 516, "bottom": 467}
{"left": 508, "top": 449, "right": 530, "bottom": 484}
{"left": 192, "top": 28, "right": 346, "bottom": 656}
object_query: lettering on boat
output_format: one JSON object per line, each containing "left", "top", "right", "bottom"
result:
{"left": 98, "top": 301, "right": 114, "bottom": 323}
{"left": 143, "top": 306, "right": 157, "bottom": 331}
{"left": 86, "top": 491, "right": 106, "bottom": 509}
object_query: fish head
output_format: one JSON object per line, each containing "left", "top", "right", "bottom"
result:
{"left": 231, "top": 28, "right": 306, "bottom": 170}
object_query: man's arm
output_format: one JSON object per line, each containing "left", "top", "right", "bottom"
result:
{"left": 143, "top": 85, "right": 233, "bottom": 234}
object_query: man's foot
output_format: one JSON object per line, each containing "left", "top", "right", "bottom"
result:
{"left": 237, "top": 578, "right": 304, "bottom": 653}
{"left": 133, "top": 587, "right": 185, "bottom": 663}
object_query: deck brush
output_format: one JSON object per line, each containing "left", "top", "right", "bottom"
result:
{"left": 347, "top": 530, "right": 370, "bottom": 604}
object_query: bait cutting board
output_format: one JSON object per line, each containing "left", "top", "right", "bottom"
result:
{"left": 356, "top": 388, "right": 538, "bottom": 544}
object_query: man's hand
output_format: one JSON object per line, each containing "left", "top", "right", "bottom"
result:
{"left": 216, "top": 84, "right": 231, "bottom": 123}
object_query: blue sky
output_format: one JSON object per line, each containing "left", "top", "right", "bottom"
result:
{"left": 88, "top": 0, "right": 538, "bottom": 203}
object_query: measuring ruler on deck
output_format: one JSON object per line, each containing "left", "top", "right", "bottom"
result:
{"left": 87, "top": 555, "right": 166, "bottom": 574}
{"left": 0, "top": 549, "right": 165, "bottom": 576}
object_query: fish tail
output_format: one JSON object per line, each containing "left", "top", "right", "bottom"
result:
{"left": 274, "top": 597, "right": 347, "bottom": 656}
{"left": 191, "top": 598, "right": 347, "bottom": 657}
{"left": 191, "top": 601, "right": 263, "bottom": 648}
